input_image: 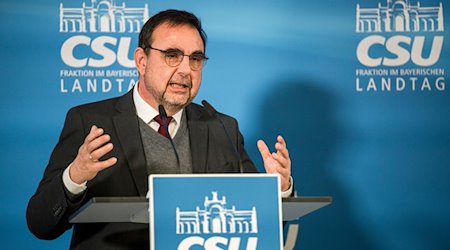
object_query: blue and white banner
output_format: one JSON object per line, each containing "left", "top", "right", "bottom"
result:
{"left": 1, "top": 0, "right": 449, "bottom": 249}
{"left": 149, "top": 174, "right": 282, "bottom": 250}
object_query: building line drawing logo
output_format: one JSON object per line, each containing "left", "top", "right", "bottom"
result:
{"left": 356, "top": 0, "right": 444, "bottom": 33}
{"left": 176, "top": 192, "right": 258, "bottom": 235}
{"left": 59, "top": 0, "right": 149, "bottom": 33}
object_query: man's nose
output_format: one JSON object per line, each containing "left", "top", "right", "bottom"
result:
{"left": 176, "top": 56, "right": 192, "bottom": 74}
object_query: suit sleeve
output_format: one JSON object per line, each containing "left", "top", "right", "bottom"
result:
{"left": 26, "top": 107, "right": 88, "bottom": 240}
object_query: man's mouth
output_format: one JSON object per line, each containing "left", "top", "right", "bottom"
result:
{"left": 168, "top": 82, "right": 190, "bottom": 91}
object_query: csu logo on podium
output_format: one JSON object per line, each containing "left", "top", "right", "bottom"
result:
{"left": 176, "top": 192, "right": 258, "bottom": 249}
{"left": 149, "top": 174, "right": 283, "bottom": 250}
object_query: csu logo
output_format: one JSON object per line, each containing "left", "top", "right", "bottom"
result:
{"left": 59, "top": 0, "right": 149, "bottom": 68}
{"left": 176, "top": 192, "right": 259, "bottom": 250}
{"left": 355, "top": 0, "right": 444, "bottom": 67}
{"left": 61, "top": 35, "right": 135, "bottom": 67}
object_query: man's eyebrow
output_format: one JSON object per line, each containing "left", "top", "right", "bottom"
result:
{"left": 163, "top": 47, "right": 181, "bottom": 51}
{"left": 164, "top": 48, "right": 204, "bottom": 54}
{"left": 191, "top": 50, "right": 206, "bottom": 55}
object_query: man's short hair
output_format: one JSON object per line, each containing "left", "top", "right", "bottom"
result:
{"left": 139, "top": 9, "right": 207, "bottom": 51}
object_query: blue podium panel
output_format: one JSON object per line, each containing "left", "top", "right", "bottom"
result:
{"left": 149, "top": 174, "right": 282, "bottom": 250}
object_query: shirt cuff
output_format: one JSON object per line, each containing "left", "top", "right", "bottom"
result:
{"left": 63, "top": 163, "right": 87, "bottom": 195}
{"left": 280, "top": 176, "right": 294, "bottom": 198}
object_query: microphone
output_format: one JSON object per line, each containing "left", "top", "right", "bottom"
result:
{"left": 201, "top": 100, "right": 244, "bottom": 173}
{"left": 158, "top": 105, "right": 180, "bottom": 170}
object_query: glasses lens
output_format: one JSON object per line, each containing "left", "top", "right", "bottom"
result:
{"left": 189, "top": 53, "right": 206, "bottom": 70}
{"left": 164, "top": 49, "right": 183, "bottom": 67}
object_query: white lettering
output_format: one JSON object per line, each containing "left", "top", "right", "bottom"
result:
{"left": 244, "top": 237, "right": 258, "bottom": 250}
{"left": 87, "top": 79, "right": 97, "bottom": 92}
{"left": 383, "top": 35, "right": 410, "bottom": 66}
{"left": 61, "top": 35, "right": 89, "bottom": 67}
{"left": 410, "top": 77, "right": 417, "bottom": 91}
{"left": 204, "top": 236, "right": 228, "bottom": 250}
{"left": 381, "top": 77, "right": 391, "bottom": 91}
{"left": 436, "top": 77, "right": 446, "bottom": 91}
{"left": 357, "top": 35, "right": 384, "bottom": 67}
{"left": 177, "top": 237, "right": 258, "bottom": 250}
{"left": 117, "top": 37, "right": 134, "bottom": 67}
{"left": 357, "top": 35, "right": 443, "bottom": 67}
{"left": 421, "top": 77, "right": 431, "bottom": 91}
{"left": 356, "top": 78, "right": 363, "bottom": 92}
{"left": 61, "top": 36, "right": 134, "bottom": 68}
{"left": 355, "top": 77, "right": 445, "bottom": 92}
{"left": 72, "top": 79, "right": 82, "bottom": 92}
{"left": 102, "top": 79, "right": 112, "bottom": 92}
{"left": 116, "top": 78, "right": 124, "bottom": 92}
{"left": 178, "top": 236, "right": 204, "bottom": 250}
{"left": 59, "top": 78, "right": 135, "bottom": 93}
{"left": 397, "top": 77, "right": 405, "bottom": 91}
{"left": 60, "top": 79, "right": 68, "bottom": 93}
{"left": 88, "top": 36, "right": 117, "bottom": 67}
{"left": 411, "top": 36, "right": 444, "bottom": 66}
{"left": 367, "top": 78, "right": 377, "bottom": 91}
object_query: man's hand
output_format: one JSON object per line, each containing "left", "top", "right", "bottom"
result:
{"left": 69, "top": 125, "right": 117, "bottom": 184}
{"left": 257, "top": 135, "right": 291, "bottom": 191}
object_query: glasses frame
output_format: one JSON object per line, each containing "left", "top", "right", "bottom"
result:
{"left": 144, "top": 46, "right": 209, "bottom": 71}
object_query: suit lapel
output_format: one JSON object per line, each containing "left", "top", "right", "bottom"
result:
{"left": 112, "top": 91, "right": 148, "bottom": 196}
{"left": 186, "top": 104, "right": 209, "bottom": 173}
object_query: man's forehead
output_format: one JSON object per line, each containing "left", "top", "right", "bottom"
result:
{"left": 153, "top": 22, "right": 198, "bottom": 36}
{"left": 151, "top": 22, "right": 204, "bottom": 48}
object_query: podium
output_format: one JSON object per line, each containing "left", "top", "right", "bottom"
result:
{"left": 68, "top": 175, "right": 331, "bottom": 249}
{"left": 69, "top": 196, "right": 331, "bottom": 224}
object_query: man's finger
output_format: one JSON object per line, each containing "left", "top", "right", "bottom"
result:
{"left": 275, "top": 142, "right": 290, "bottom": 160}
{"left": 91, "top": 157, "right": 118, "bottom": 172}
{"left": 277, "top": 135, "right": 286, "bottom": 146}
{"left": 275, "top": 136, "right": 290, "bottom": 158}
{"left": 84, "top": 125, "right": 103, "bottom": 144}
{"left": 257, "top": 140, "right": 271, "bottom": 160}
{"left": 89, "top": 142, "right": 114, "bottom": 162}
{"left": 272, "top": 152, "right": 289, "bottom": 169}
{"left": 87, "top": 134, "right": 111, "bottom": 153}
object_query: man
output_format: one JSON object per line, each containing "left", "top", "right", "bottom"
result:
{"left": 27, "top": 9, "right": 292, "bottom": 249}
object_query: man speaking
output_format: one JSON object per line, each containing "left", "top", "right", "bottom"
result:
{"left": 27, "top": 9, "right": 293, "bottom": 249}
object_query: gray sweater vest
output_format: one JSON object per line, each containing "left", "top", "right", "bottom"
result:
{"left": 138, "top": 112, "right": 193, "bottom": 174}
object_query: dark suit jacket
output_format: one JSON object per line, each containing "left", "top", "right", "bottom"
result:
{"left": 26, "top": 90, "right": 258, "bottom": 249}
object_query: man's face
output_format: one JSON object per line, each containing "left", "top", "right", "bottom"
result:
{"left": 135, "top": 22, "right": 205, "bottom": 115}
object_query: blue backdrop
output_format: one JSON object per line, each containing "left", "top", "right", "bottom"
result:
{"left": 1, "top": 0, "right": 449, "bottom": 249}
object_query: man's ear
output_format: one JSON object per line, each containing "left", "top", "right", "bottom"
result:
{"left": 134, "top": 47, "right": 147, "bottom": 74}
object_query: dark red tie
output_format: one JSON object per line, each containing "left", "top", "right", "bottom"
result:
{"left": 153, "top": 115, "right": 172, "bottom": 138}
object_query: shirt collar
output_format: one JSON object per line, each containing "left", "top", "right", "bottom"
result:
{"left": 133, "top": 82, "right": 183, "bottom": 124}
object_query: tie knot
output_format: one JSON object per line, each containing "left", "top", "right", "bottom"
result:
{"left": 153, "top": 115, "right": 173, "bottom": 138}
{"left": 153, "top": 114, "right": 172, "bottom": 126}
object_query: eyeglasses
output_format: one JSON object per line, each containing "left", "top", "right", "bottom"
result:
{"left": 145, "top": 46, "right": 208, "bottom": 71}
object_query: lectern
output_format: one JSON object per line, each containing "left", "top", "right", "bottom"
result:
{"left": 70, "top": 174, "right": 331, "bottom": 249}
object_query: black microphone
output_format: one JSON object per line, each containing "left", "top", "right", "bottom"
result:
{"left": 158, "top": 105, "right": 180, "bottom": 170}
{"left": 201, "top": 100, "right": 244, "bottom": 173}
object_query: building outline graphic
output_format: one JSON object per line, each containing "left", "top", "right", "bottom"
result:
{"left": 59, "top": 0, "right": 149, "bottom": 33}
{"left": 356, "top": 0, "right": 444, "bottom": 32}
{"left": 176, "top": 192, "right": 258, "bottom": 235}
